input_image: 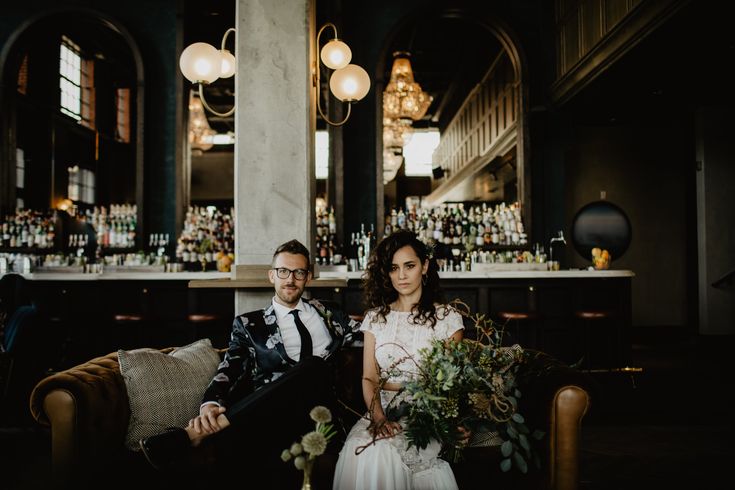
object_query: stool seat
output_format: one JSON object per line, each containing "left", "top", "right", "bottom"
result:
{"left": 113, "top": 314, "right": 143, "bottom": 322}
{"left": 575, "top": 311, "right": 611, "bottom": 320}
{"left": 498, "top": 311, "right": 538, "bottom": 321}
{"left": 187, "top": 314, "right": 219, "bottom": 323}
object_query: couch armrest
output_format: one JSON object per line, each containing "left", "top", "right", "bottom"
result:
{"left": 517, "top": 351, "right": 592, "bottom": 490}
{"left": 29, "top": 351, "right": 133, "bottom": 474}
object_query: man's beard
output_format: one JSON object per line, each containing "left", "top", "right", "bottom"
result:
{"left": 277, "top": 283, "right": 303, "bottom": 304}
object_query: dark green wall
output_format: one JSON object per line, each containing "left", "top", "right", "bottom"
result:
{"left": 0, "top": 0, "right": 180, "bottom": 239}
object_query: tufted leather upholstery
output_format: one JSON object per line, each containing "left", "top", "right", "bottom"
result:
{"left": 30, "top": 347, "right": 591, "bottom": 489}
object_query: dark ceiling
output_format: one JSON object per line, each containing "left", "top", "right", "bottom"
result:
{"left": 184, "top": 1, "right": 504, "bottom": 136}
{"left": 384, "top": 15, "right": 503, "bottom": 132}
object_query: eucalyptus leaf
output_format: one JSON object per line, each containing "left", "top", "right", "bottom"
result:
{"left": 512, "top": 413, "right": 525, "bottom": 423}
{"left": 507, "top": 425, "right": 518, "bottom": 439}
{"left": 500, "top": 458, "right": 512, "bottom": 472}
{"left": 532, "top": 429, "right": 545, "bottom": 440}
{"left": 519, "top": 433, "right": 530, "bottom": 451}
{"left": 501, "top": 440, "right": 513, "bottom": 457}
{"left": 513, "top": 451, "right": 528, "bottom": 474}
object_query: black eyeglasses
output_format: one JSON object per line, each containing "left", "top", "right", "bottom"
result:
{"left": 272, "top": 267, "right": 309, "bottom": 280}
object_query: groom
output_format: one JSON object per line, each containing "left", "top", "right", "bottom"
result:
{"left": 139, "top": 239, "right": 360, "bottom": 480}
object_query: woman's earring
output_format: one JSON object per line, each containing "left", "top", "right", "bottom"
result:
{"left": 422, "top": 274, "right": 427, "bottom": 286}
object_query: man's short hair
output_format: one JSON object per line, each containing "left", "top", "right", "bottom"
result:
{"left": 272, "top": 239, "right": 311, "bottom": 267}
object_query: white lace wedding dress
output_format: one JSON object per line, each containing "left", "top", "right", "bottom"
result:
{"left": 332, "top": 307, "right": 464, "bottom": 490}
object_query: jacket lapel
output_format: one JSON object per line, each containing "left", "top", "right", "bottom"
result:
{"left": 262, "top": 305, "right": 296, "bottom": 365}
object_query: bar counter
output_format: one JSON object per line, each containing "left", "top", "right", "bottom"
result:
{"left": 3, "top": 268, "right": 634, "bottom": 370}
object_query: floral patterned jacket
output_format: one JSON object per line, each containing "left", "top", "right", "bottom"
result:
{"left": 201, "top": 298, "right": 361, "bottom": 407}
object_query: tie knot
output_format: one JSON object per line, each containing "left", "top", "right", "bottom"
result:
{"left": 289, "top": 309, "right": 300, "bottom": 317}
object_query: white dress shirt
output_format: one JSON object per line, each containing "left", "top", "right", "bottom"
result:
{"left": 271, "top": 297, "right": 332, "bottom": 361}
{"left": 201, "top": 298, "right": 333, "bottom": 410}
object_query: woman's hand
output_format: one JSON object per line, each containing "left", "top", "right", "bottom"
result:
{"left": 369, "top": 414, "right": 402, "bottom": 438}
{"left": 457, "top": 425, "right": 471, "bottom": 447}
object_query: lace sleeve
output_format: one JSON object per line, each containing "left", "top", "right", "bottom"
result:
{"left": 437, "top": 306, "right": 464, "bottom": 340}
{"left": 359, "top": 310, "right": 374, "bottom": 334}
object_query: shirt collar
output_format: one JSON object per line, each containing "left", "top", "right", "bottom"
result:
{"left": 271, "top": 296, "right": 306, "bottom": 321}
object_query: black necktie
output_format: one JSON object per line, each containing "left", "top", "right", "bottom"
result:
{"left": 289, "top": 309, "right": 313, "bottom": 361}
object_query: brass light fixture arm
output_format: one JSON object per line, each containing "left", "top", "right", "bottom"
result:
{"left": 197, "top": 27, "right": 237, "bottom": 118}
{"left": 221, "top": 27, "right": 236, "bottom": 51}
{"left": 314, "top": 22, "right": 352, "bottom": 127}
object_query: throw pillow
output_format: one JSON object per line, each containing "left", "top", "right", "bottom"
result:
{"left": 118, "top": 338, "right": 221, "bottom": 450}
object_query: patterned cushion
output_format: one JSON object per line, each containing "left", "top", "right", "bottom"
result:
{"left": 469, "top": 430, "right": 502, "bottom": 447}
{"left": 118, "top": 338, "right": 220, "bottom": 450}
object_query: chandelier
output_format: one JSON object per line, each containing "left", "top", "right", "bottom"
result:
{"left": 188, "top": 91, "right": 216, "bottom": 151}
{"left": 382, "top": 117, "right": 413, "bottom": 150}
{"left": 382, "top": 51, "right": 433, "bottom": 121}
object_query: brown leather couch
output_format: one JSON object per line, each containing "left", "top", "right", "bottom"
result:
{"left": 30, "top": 346, "right": 591, "bottom": 489}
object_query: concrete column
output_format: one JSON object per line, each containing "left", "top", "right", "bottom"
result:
{"left": 234, "top": 0, "right": 315, "bottom": 312}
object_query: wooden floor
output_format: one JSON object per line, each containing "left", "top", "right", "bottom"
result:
{"left": 2, "top": 328, "right": 734, "bottom": 489}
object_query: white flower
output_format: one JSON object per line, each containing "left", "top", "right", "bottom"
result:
{"left": 266, "top": 332, "right": 283, "bottom": 349}
{"left": 294, "top": 455, "right": 306, "bottom": 470}
{"left": 290, "top": 442, "right": 303, "bottom": 456}
{"left": 309, "top": 406, "right": 332, "bottom": 424}
{"left": 301, "top": 431, "right": 328, "bottom": 456}
{"left": 280, "top": 449, "right": 292, "bottom": 462}
{"left": 265, "top": 314, "right": 277, "bottom": 325}
{"left": 213, "top": 373, "right": 229, "bottom": 383}
{"left": 217, "top": 360, "right": 229, "bottom": 369}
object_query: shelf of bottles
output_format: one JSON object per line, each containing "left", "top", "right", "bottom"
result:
{"left": 175, "top": 206, "right": 234, "bottom": 272}
{"left": 315, "top": 204, "right": 343, "bottom": 266}
{"left": 81, "top": 204, "right": 137, "bottom": 250}
{"left": 345, "top": 202, "right": 548, "bottom": 273}
{"left": 1, "top": 209, "right": 57, "bottom": 250}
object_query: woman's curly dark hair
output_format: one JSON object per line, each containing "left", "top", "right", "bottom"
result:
{"left": 362, "top": 229, "right": 444, "bottom": 328}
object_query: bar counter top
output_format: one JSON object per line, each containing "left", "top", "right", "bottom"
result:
{"left": 2, "top": 271, "right": 231, "bottom": 281}
{"left": 2, "top": 268, "right": 634, "bottom": 284}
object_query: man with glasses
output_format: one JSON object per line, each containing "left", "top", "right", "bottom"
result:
{"left": 139, "top": 239, "right": 359, "bottom": 481}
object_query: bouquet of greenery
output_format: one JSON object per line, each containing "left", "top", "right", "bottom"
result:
{"left": 383, "top": 302, "right": 545, "bottom": 473}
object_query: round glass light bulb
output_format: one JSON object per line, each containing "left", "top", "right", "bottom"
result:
{"left": 179, "top": 42, "right": 221, "bottom": 84}
{"left": 219, "top": 49, "right": 236, "bottom": 78}
{"left": 320, "top": 39, "right": 351, "bottom": 70}
{"left": 329, "top": 64, "right": 370, "bottom": 102}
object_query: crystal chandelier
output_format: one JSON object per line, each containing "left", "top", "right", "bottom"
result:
{"left": 382, "top": 51, "right": 433, "bottom": 121}
{"left": 382, "top": 117, "right": 413, "bottom": 150}
{"left": 188, "top": 91, "right": 216, "bottom": 151}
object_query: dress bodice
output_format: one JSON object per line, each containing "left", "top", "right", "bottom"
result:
{"left": 360, "top": 307, "right": 464, "bottom": 385}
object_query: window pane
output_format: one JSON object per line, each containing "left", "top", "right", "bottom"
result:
{"left": 404, "top": 129, "right": 440, "bottom": 177}
{"left": 315, "top": 130, "right": 329, "bottom": 180}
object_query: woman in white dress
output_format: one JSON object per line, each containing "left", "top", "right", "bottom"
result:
{"left": 333, "top": 230, "right": 463, "bottom": 490}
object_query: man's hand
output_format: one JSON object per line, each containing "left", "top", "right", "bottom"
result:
{"left": 188, "top": 404, "right": 227, "bottom": 436}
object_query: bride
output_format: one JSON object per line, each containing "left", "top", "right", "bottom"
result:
{"left": 333, "top": 230, "right": 463, "bottom": 490}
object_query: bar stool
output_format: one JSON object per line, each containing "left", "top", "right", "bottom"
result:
{"left": 496, "top": 311, "right": 540, "bottom": 349}
{"left": 574, "top": 310, "right": 615, "bottom": 370}
{"left": 112, "top": 314, "right": 145, "bottom": 350}
{"left": 188, "top": 313, "right": 224, "bottom": 346}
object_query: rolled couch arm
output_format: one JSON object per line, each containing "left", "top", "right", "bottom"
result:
{"left": 29, "top": 350, "right": 149, "bottom": 480}
{"left": 517, "top": 350, "right": 593, "bottom": 490}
